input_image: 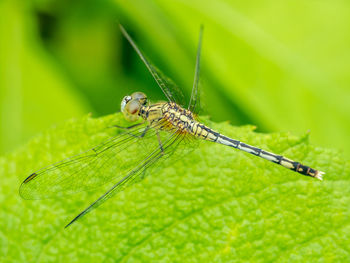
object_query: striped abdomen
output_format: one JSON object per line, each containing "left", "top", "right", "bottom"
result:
{"left": 188, "top": 122, "right": 324, "bottom": 180}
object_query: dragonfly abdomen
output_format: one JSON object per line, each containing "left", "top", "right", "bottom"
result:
{"left": 195, "top": 127, "right": 324, "bottom": 180}
{"left": 220, "top": 134, "right": 324, "bottom": 180}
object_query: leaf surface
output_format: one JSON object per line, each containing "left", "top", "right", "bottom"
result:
{"left": 0, "top": 114, "right": 349, "bottom": 262}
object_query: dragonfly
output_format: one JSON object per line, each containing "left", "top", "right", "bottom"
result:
{"left": 19, "top": 25, "right": 324, "bottom": 228}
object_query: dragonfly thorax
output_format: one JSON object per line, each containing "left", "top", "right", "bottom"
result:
{"left": 163, "top": 103, "right": 196, "bottom": 131}
{"left": 139, "top": 102, "right": 196, "bottom": 132}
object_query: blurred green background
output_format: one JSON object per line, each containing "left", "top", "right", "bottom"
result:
{"left": 1, "top": 0, "right": 350, "bottom": 156}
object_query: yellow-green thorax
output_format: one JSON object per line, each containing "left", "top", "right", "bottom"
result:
{"left": 139, "top": 102, "right": 218, "bottom": 141}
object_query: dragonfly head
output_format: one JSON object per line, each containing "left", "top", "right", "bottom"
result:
{"left": 121, "top": 92, "right": 147, "bottom": 121}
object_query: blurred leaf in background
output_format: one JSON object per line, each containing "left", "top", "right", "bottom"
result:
{"left": 0, "top": 0, "right": 90, "bottom": 155}
{"left": 112, "top": 0, "right": 350, "bottom": 157}
{"left": 2, "top": 0, "right": 350, "bottom": 156}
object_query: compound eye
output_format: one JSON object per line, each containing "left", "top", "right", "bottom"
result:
{"left": 125, "top": 100, "right": 141, "bottom": 115}
{"left": 131, "top": 92, "right": 147, "bottom": 105}
{"left": 121, "top": 95, "right": 132, "bottom": 112}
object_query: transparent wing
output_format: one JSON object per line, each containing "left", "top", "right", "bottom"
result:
{"left": 120, "top": 24, "right": 186, "bottom": 106}
{"left": 19, "top": 122, "right": 165, "bottom": 200}
{"left": 65, "top": 130, "right": 185, "bottom": 228}
{"left": 188, "top": 25, "right": 204, "bottom": 115}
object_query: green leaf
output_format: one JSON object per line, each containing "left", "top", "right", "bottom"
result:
{"left": 1, "top": 113, "right": 349, "bottom": 262}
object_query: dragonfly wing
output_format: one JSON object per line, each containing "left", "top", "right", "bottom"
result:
{"left": 19, "top": 122, "right": 164, "bottom": 199}
{"left": 65, "top": 130, "right": 185, "bottom": 227}
{"left": 120, "top": 24, "right": 186, "bottom": 106}
{"left": 188, "top": 25, "right": 204, "bottom": 115}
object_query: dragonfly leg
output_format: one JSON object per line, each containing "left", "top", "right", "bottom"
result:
{"left": 139, "top": 126, "right": 150, "bottom": 138}
{"left": 112, "top": 124, "right": 150, "bottom": 139}
{"left": 107, "top": 122, "right": 144, "bottom": 130}
{"left": 124, "top": 126, "right": 150, "bottom": 139}
{"left": 140, "top": 167, "right": 148, "bottom": 180}
{"left": 157, "top": 131, "right": 164, "bottom": 153}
